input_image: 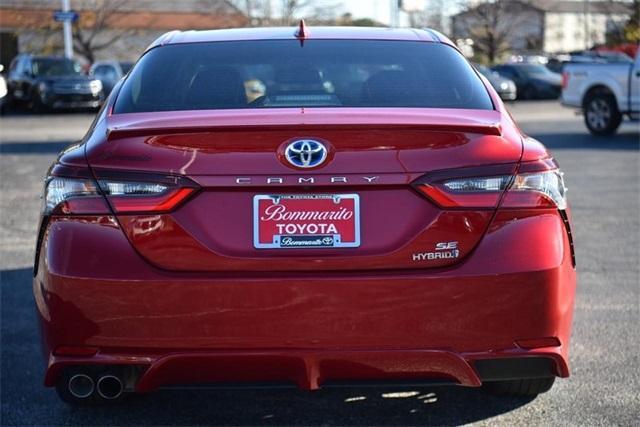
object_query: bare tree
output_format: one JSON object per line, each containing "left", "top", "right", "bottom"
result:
{"left": 72, "top": 0, "right": 132, "bottom": 64}
{"left": 454, "top": 0, "right": 536, "bottom": 64}
{"left": 624, "top": 0, "right": 640, "bottom": 43}
{"left": 232, "top": 0, "right": 340, "bottom": 27}
{"left": 599, "top": 0, "right": 637, "bottom": 45}
{"left": 231, "top": 0, "right": 274, "bottom": 26}
{"left": 406, "top": 0, "right": 445, "bottom": 31}
{"left": 280, "top": 0, "right": 310, "bottom": 25}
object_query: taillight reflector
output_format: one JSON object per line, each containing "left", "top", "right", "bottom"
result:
{"left": 561, "top": 72, "right": 569, "bottom": 89}
{"left": 107, "top": 187, "right": 195, "bottom": 213}
{"left": 416, "top": 184, "right": 505, "bottom": 208}
{"left": 515, "top": 337, "right": 561, "bottom": 349}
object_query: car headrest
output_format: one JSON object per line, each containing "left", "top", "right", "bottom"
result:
{"left": 275, "top": 66, "right": 323, "bottom": 85}
{"left": 186, "top": 66, "right": 246, "bottom": 109}
{"left": 363, "top": 70, "right": 425, "bottom": 106}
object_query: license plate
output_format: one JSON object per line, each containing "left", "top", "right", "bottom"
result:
{"left": 253, "top": 194, "right": 360, "bottom": 249}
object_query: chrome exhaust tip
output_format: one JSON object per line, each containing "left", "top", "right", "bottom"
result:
{"left": 68, "top": 374, "right": 94, "bottom": 399}
{"left": 96, "top": 375, "right": 123, "bottom": 400}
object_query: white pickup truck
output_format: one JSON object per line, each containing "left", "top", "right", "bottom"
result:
{"left": 562, "top": 53, "right": 639, "bottom": 135}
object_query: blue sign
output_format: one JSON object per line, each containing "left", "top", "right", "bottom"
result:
{"left": 53, "top": 10, "right": 79, "bottom": 23}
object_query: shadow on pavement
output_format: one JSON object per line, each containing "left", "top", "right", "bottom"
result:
{"left": 528, "top": 131, "right": 639, "bottom": 151}
{"left": 1, "top": 267, "right": 533, "bottom": 426}
{"left": 0, "top": 141, "right": 73, "bottom": 155}
{"left": 1, "top": 108, "right": 98, "bottom": 117}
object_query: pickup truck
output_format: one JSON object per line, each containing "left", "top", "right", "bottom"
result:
{"left": 562, "top": 53, "right": 639, "bottom": 135}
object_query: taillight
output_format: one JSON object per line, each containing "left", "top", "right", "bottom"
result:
{"left": 98, "top": 181, "right": 195, "bottom": 213}
{"left": 501, "top": 169, "right": 567, "bottom": 209}
{"left": 414, "top": 164, "right": 516, "bottom": 209}
{"left": 415, "top": 160, "right": 567, "bottom": 210}
{"left": 44, "top": 177, "right": 109, "bottom": 215}
{"left": 43, "top": 171, "right": 198, "bottom": 215}
{"left": 561, "top": 71, "right": 569, "bottom": 89}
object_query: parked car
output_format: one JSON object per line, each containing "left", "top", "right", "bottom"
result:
{"left": 562, "top": 51, "right": 640, "bottom": 135}
{"left": 89, "top": 60, "right": 134, "bottom": 96}
{"left": 34, "top": 25, "right": 575, "bottom": 405}
{"left": 6, "top": 54, "right": 103, "bottom": 112}
{"left": 507, "top": 54, "right": 549, "bottom": 65}
{"left": 568, "top": 50, "right": 633, "bottom": 64}
{"left": 545, "top": 54, "right": 573, "bottom": 74}
{"left": 473, "top": 63, "right": 517, "bottom": 101}
{"left": 547, "top": 51, "right": 633, "bottom": 74}
{"left": 492, "top": 63, "right": 562, "bottom": 99}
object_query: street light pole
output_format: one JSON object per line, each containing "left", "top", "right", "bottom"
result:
{"left": 584, "top": 0, "right": 590, "bottom": 49}
{"left": 62, "top": 0, "right": 73, "bottom": 58}
{"left": 391, "top": 0, "right": 400, "bottom": 28}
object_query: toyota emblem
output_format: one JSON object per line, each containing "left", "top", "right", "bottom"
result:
{"left": 284, "top": 139, "right": 328, "bottom": 168}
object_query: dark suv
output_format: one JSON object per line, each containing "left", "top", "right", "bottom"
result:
{"left": 7, "top": 54, "right": 104, "bottom": 112}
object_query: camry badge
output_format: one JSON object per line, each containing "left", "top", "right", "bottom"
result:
{"left": 284, "top": 139, "right": 328, "bottom": 168}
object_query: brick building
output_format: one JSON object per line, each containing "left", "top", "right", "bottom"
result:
{"left": 0, "top": 0, "right": 247, "bottom": 67}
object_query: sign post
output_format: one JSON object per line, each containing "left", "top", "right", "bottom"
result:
{"left": 54, "top": 0, "right": 78, "bottom": 59}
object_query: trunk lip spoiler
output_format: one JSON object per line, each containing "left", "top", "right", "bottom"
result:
{"left": 106, "top": 123, "right": 502, "bottom": 141}
{"left": 105, "top": 108, "right": 503, "bottom": 140}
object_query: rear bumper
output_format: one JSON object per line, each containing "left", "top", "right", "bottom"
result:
{"left": 45, "top": 92, "right": 103, "bottom": 109}
{"left": 44, "top": 349, "right": 566, "bottom": 392}
{"left": 34, "top": 210, "right": 576, "bottom": 390}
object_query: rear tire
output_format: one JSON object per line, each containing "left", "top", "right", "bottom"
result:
{"left": 583, "top": 93, "right": 622, "bottom": 136}
{"left": 520, "top": 85, "right": 536, "bottom": 100}
{"left": 31, "top": 94, "right": 49, "bottom": 114}
{"left": 484, "top": 377, "right": 555, "bottom": 396}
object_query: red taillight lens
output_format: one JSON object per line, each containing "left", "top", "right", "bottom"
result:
{"left": 97, "top": 174, "right": 199, "bottom": 214}
{"left": 414, "top": 161, "right": 567, "bottom": 209}
{"left": 103, "top": 186, "right": 195, "bottom": 213}
{"left": 44, "top": 173, "right": 199, "bottom": 215}
{"left": 417, "top": 176, "right": 511, "bottom": 208}
{"left": 414, "top": 164, "right": 516, "bottom": 209}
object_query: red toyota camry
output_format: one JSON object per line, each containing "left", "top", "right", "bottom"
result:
{"left": 34, "top": 25, "right": 576, "bottom": 404}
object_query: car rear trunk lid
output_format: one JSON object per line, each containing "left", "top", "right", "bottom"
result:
{"left": 87, "top": 108, "right": 521, "bottom": 272}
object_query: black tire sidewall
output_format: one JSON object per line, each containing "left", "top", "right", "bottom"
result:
{"left": 521, "top": 85, "right": 536, "bottom": 100}
{"left": 584, "top": 93, "right": 622, "bottom": 136}
{"left": 31, "top": 92, "right": 48, "bottom": 114}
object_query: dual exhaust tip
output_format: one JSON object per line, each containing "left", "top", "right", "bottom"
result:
{"left": 68, "top": 373, "right": 123, "bottom": 400}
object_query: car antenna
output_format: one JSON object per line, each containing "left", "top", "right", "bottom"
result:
{"left": 295, "top": 19, "right": 307, "bottom": 46}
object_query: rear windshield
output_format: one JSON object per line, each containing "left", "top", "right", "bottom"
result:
{"left": 33, "top": 58, "right": 82, "bottom": 77}
{"left": 114, "top": 40, "right": 493, "bottom": 113}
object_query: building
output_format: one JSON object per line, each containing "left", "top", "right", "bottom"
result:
{"left": 0, "top": 0, "right": 247, "bottom": 67}
{"left": 451, "top": 0, "right": 632, "bottom": 55}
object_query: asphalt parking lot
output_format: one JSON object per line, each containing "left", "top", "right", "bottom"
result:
{"left": 0, "top": 101, "right": 638, "bottom": 426}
